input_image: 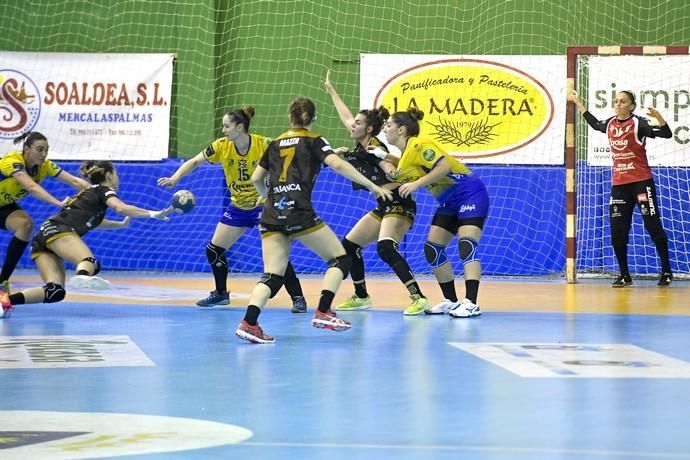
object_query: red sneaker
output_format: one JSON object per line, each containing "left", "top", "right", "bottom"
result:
{"left": 235, "top": 320, "right": 275, "bottom": 344}
{"left": 312, "top": 309, "right": 351, "bottom": 331}
{"left": 0, "top": 287, "right": 13, "bottom": 319}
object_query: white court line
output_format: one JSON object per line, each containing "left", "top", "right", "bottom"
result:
{"left": 240, "top": 442, "right": 690, "bottom": 459}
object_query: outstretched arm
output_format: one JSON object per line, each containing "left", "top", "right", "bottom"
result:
{"left": 55, "top": 170, "right": 90, "bottom": 190}
{"left": 105, "top": 196, "right": 172, "bottom": 220}
{"left": 13, "top": 171, "right": 65, "bottom": 208}
{"left": 158, "top": 152, "right": 206, "bottom": 188}
{"left": 568, "top": 90, "right": 607, "bottom": 133}
{"left": 324, "top": 153, "right": 393, "bottom": 201}
{"left": 322, "top": 70, "right": 356, "bottom": 131}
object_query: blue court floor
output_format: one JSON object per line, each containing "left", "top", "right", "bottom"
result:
{"left": 2, "top": 279, "right": 690, "bottom": 459}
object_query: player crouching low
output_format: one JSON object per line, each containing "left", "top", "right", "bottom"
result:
{"left": 0, "top": 160, "right": 172, "bottom": 319}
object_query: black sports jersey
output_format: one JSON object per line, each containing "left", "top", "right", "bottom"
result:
{"left": 341, "top": 136, "right": 389, "bottom": 191}
{"left": 259, "top": 128, "right": 333, "bottom": 227}
{"left": 49, "top": 184, "right": 117, "bottom": 235}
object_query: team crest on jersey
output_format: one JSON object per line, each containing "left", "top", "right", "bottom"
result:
{"left": 0, "top": 70, "right": 41, "bottom": 140}
{"left": 423, "top": 149, "right": 436, "bottom": 161}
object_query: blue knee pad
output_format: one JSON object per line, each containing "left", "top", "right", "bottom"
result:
{"left": 458, "top": 238, "right": 479, "bottom": 265}
{"left": 424, "top": 241, "right": 449, "bottom": 268}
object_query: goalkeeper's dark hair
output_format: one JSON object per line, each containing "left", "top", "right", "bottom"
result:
{"left": 359, "top": 106, "right": 390, "bottom": 136}
{"left": 227, "top": 106, "right": 255, "bottom": 132}
{"left": 13, "top": 131, "right": 47, "bottom": 147}
{"left": 390, "top": 107, "right": 424, "bottom": 137}
{"left": 80, "top": 160, "right": 115, "bottom": 184}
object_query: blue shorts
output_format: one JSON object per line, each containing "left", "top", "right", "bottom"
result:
{"left": 436, "top": 175, "right": 489, "bottom": 220}
{"left": 219, "top": 205, "right": 262, "bottom": 228}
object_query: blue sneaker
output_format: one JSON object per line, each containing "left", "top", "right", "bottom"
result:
{"left": 291, "top": 296, "right": 307, "bottom": 313}
{"left": 196, "top": 290, "right": 230, "bottom": 307}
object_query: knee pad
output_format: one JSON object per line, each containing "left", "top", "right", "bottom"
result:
{"left": 342, "top": 238, "right": 362, "bottom": 259}
{"left": 424, "top": 241, "right": 449, "bottom": 268}
{"left": 81, "top": 256, "right": 101, "bottom": 275}
{"left": 458, "top": 238, "right": 479, "bottom": 265}
{"left": 259, "top": 272, "right": 284, "bottom": 298}
{"left": 43, "top": 283, "right": 66, "bottom": 303}
{"left": 328, "top": 254, "right": 352, "bottom": 278}
{"left": 376, "top": 238, "right": 400, "bottom": 265}
{"left": 206, "top": 243, "right": 228, "bottom": 269}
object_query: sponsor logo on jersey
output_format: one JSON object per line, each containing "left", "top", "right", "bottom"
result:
{"left": 373, "top": 59, "right": 553, "bottom": 159}
{"left": 272, "top": 183, "right": 301, "bottom": 193}
{"left": 422, "top": 148, "right": 436, "bottom": 161}
{"left": 279, "top": 137, "right": 299, "bottom": 147}
{"left": 0, "top": 70, "right": 41, "bottom": 139}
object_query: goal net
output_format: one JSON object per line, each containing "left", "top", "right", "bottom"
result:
{"left": 567, "top": 47, "right": 690, "bottom": 281}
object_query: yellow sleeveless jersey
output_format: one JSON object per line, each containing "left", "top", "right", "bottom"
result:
{"left": 0, "top": 151, "right": 62, "bottom": 206}
{"left": 395, "top": 137, "right": 472, "bottom": 198}
{"left": 203, "top": 134, "right": 270, "bottom": 210}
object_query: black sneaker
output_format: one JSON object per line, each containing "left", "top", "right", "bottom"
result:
{"left": 612, "top": 275, "right": 633, "bottom": 288}
{"left": 657, "top": 272, "right": 673, "bottom": 286}
{"left": 291, "top": 296, "right": 307, "bottom": 313}
{"left": 196, "top": 290, "right": 230, "bottom": 307}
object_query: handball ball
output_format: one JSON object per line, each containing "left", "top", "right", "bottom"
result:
{"left": 171, "top": 189, "right": 196, "bottom": 213}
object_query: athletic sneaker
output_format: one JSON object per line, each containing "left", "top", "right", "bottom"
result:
{"left": 335, "top": 294, "right": 373, "bottom": 311}
{"left": 403, "top": 294, "right": 431, "bottom": 316}
{"left": 424, "top": 298, "right": 460, "bottom": 315}
{"left": 312, "top": 310, "right": 351, "bottom": 331}
{"left": 291, "top": 296, "right": 307, "bottom": 313}
{"left": 448, "top": 298, "right": 482, "bottom": 318}
{"left": 611, "top": 275, "right": 633, "bottom": 288}
{"left": 658, "top": 272, "right": 673, "bottom": 286}
{"left": 0, "top": 280, "right": 11, "bottom": 295}
{"left": 69, "top": 274, "right": 111, "bottom": 290}
{"left": 196, "top": 290, "right": 230, "bottom": 307}
{"left": 235, "top": 320, "right": 275, "bottom": 344}
{"left": 0, "top": 286, "right": 12, "bottom": 319}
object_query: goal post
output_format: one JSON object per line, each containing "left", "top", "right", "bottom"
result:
{"left": 566, "top": 46, "right": 690, "bottom": 283}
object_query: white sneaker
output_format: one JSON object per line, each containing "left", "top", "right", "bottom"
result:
{"left": 69, "top": 275, "right": 111, "bottom": 290}
{"left": 424, "top": 298, "right": 459, "bottom": 315}
{"left": 448, "top": 298, "right": 481, "bottom": 318}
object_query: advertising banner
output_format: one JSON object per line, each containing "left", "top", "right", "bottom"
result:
{"left": 0, "top": 52, "right": 173, "bottom": 161}
{"left": 585, "top": 55, "right": 690, "bottom": 166}
{"left": 360, "top": 54, "right": 566, "bottom": 164}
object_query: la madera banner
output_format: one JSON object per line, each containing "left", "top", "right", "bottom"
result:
{"left": 586, "top": 55, "right": 690, "bottom": 167}
{"left": 360, "top": 54, "right": 566, "bottom": 165}
{"left": 0, "top": 52, "right": 173, "bottom": 161}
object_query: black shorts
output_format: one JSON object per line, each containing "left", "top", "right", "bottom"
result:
{"left": 0, "top": 202, "right": 22, "bottom": 230}
{"left": 431, "top": 212, "right": 486, "bottom": 235}
{"left": 30, "top": 220, "right": 78, "bottom": 258}
{"left": 259, "top": 211, "right": 325, "bottom": 237}
{"left": 368, "top": 187, "right": 416, "bottom": 224}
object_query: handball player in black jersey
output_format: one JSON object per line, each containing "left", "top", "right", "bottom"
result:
{"left": 1, "top": 160, "right": 171, "bottom": 318}
{"left": 235, "top": 97, "right": 393, "bottom": 344}
{"left": 323, "top": 70, "right": 430, "bottom": 314}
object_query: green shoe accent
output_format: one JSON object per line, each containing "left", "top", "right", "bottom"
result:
{"left": 0, "top": 280, "right": 10, "bottom": 295}
{"left": 335, "top": 294, "right": 373, "bottom": 311}
{"left": 403, "top": 295, "right": 430, "bottom": 316}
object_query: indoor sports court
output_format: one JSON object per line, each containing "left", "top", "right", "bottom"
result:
{"left": 2, "top": 0, "right": 690, "bottom": 459}
{"left": 2, "top": 273, "right": 690, "bottom": 459}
